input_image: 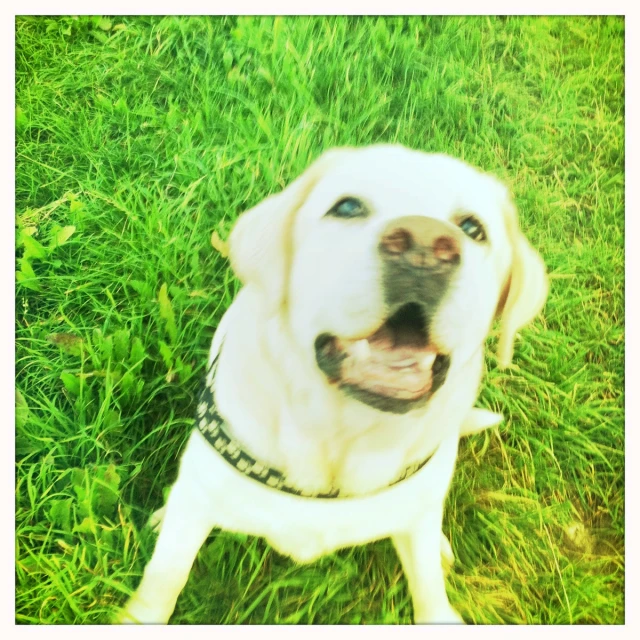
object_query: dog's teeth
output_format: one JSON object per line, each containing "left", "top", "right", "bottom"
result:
{"left": 421, "top": 353, "right": 437, "bottom": 369}
{"left": 393, "top": 358, "right": 415, "bottom": 368}
{"left": 352, "top": 339, "right": 371, "bottom": 360}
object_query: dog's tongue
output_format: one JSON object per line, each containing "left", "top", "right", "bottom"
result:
{"left": 339, "top": 328, "right": 437, "bottom": 400}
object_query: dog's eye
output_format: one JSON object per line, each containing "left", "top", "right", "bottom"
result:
{"left": 325, "top": 197, "right": 368, "bottom": 219}
{"left": 457, "top": 215, "right": 487, "bottom": 242}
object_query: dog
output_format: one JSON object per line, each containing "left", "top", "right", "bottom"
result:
{"left": 119, "top": 144, "right": 548, "bottom": 624}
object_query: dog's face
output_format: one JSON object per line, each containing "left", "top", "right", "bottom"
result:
{"left": 230, "top": 145, "right": 547, "bottom": 414}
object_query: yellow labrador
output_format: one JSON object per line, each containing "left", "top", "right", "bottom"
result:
{"left": 119, "top": 145, "right": 547, "bottom": 624}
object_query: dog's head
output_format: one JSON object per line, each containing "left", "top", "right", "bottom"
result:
{"left": 230, "top": 145, "right": 547, "bottom": 414}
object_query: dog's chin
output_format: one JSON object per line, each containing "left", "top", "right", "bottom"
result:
{"left": 314, "top": 302, "right": 452, "bottom": 415}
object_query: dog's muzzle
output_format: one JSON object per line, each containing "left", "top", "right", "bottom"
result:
{"left": 315, "top": 216, "right": 461, "bottom": 414}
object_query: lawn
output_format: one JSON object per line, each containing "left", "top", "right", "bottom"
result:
{"left": 15, "top": 15, "right": 624, "bottom": 624}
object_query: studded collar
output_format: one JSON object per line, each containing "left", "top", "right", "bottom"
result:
{"left": 195, "top": 350, "right": 438, "bottom": 499}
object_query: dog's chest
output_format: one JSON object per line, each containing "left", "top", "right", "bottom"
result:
{"left": 218, "top": 493, "right": 410, "bottom": 565}
{"left": 188, "top": 428, "right": 460, "bottom": 565}
{"left": 280, "top": 397, "right": 451, "bottom": 497}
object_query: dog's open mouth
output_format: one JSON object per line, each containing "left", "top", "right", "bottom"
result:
{"left": 315, "top": 303, "right": 451, "bottom": 412}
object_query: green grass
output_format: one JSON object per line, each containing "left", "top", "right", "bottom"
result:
{"left": 15, "top": 15, "right": 624, "bottom": 625}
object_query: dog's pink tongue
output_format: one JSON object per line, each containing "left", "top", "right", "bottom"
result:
{"left": 341, "top": 332, "right": 437, "bottom": 399}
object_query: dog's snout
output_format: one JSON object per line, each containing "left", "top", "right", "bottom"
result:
{"left": 379, "top": 217, "right": 460, "bottom": 271}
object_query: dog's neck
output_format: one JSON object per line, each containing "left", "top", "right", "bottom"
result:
{"left": 211, "top": 289, "right": 483, "bottom": 496}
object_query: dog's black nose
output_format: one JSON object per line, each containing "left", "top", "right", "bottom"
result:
{"left": 379, "top": 216, "right": 461, "bottom": 311}
{"left": 379, "top": 216, "right": 461, "bottom": 271}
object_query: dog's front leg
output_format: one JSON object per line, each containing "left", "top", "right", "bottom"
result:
{"left": 118, "top": 474, "right": 215, "bottom": 624}
{"left": 393, "top": 507, "right": 462, "bottom": 624}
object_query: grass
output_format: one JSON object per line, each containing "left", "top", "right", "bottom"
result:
{"left": 15, "top": 15, "right": 624, "bottom": 625}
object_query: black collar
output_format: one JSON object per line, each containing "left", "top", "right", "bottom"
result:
{"left": 195, "top": 350, "right": 437, "bottom": 499}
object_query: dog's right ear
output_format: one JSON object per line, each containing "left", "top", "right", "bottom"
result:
{"left": 495, "top": 192, "right": 548, "bottom": 368}
{"left": 229, "top": 149, "right": 345, "bottom": 316}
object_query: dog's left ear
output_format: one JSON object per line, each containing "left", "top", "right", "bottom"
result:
{"left": 495, "top": 191, "right": 548, "bottom": 368}
{"left": 229, "top": 149, "right": 347, "bottom": 316}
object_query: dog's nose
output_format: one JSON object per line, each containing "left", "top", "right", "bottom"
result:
{"left": 378, "top": 216, "right": 461, "bottom": 311}
{"left": 379, "top": 216, "right": 460, "bottom": 271}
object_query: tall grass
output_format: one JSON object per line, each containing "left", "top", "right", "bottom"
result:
{"left": 15, "top": 15, "right": 624, "bottom": 624}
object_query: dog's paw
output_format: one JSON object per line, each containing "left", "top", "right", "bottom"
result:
{"left": 431, "top": 605, "right": 464, "bottom": 625}
{"left": 460, "top": 408, "right": 503, "bottom": 437}
{"left": 115, "top": 596, "right": 171, "bottom": 625}
{"left": 440, "top": 533, "right": 455, "bottom": 575}
{"left": 415, "top": 603, "right": 463, "bottom": 625}
{"left": 147, "top": 505, "right": 166, "bottom": 533}
{"left": 114, "top": 607, "right": 141, "bottom": 625}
